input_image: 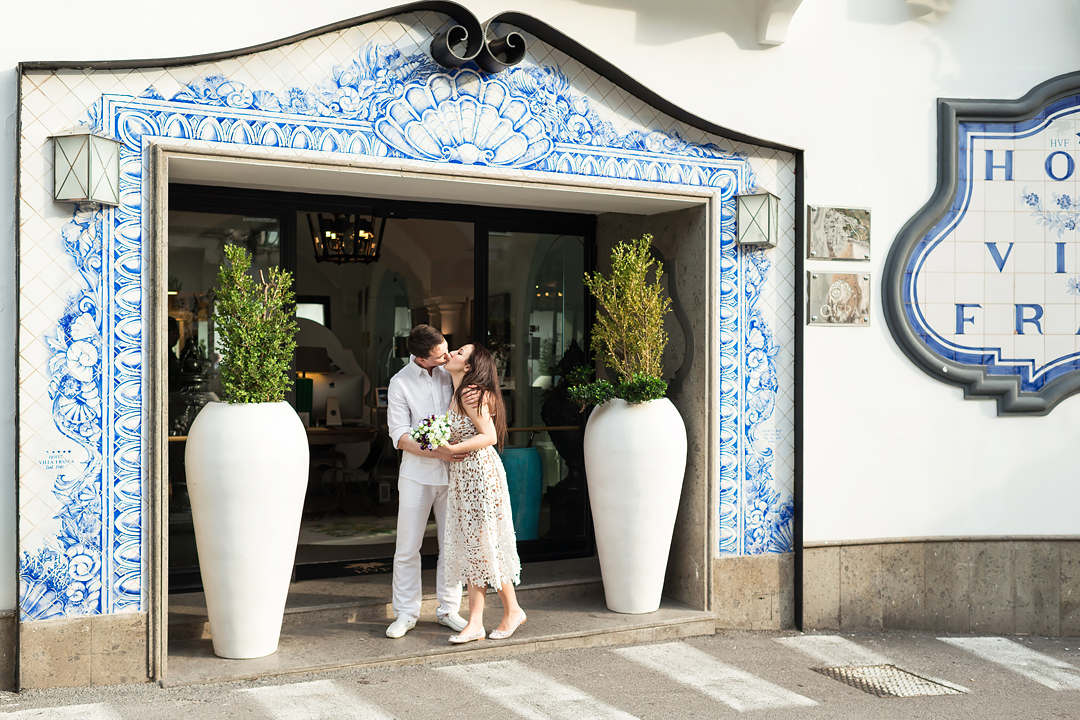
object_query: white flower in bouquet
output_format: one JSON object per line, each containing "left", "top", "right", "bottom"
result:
{"left": 410, "top": 413, "right": 452, "bottom": 451}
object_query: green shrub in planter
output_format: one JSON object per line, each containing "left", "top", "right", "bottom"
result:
{"left": 214, "top": 244, "right": 298, "bottom": 403}
{"left": 570, "top": 233, "right": 671, "bottom": 407}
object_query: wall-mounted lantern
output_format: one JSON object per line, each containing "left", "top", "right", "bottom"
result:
{"left": 50, "top": 130, "right": 120, "bottom": 206}
{"left": 736, "top": 191, "right": 780, "bottom": 248}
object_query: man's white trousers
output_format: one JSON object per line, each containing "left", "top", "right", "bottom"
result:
{"left": 391, "top": 476, "right": 462, "bottom": 620}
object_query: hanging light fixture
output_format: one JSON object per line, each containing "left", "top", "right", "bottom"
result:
{"left": 308, "top": 211, "right": 387, "bottom": 264}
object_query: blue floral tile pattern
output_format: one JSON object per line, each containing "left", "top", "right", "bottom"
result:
{"left": 741, "top": 249, "right": 793, "bottom": 553}
{"left": 20, "top": 20, "right": 792, "bottom": 618}
{"left": 1024, "top": 189, "right": 1079, "bottom": 237}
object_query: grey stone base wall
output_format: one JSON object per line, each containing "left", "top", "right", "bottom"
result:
{"left": 713, "top": 553, "right": 794, "bottom": 629}
{"left": 804, "top": 539, "right": 1080, "bottom": 635}
{"left": 0, "top": 613, "right": 13, "bottom": 690}
{"left": 18, "top": 612, "right": 147, "bottom": 689}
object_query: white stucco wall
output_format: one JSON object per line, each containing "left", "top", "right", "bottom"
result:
{"left": 3, "top": 0, "right": 1079, "bottom": 611}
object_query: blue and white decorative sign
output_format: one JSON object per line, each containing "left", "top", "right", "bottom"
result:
{"left": 884, "top": 71, "right": 1080, "bottom": 414}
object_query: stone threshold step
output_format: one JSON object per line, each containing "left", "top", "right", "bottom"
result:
{"left": 163, "top": 604, "right": 714, "bottom": 688}
{"left": 169, "top": 575, "right": 602, "bottom": 642}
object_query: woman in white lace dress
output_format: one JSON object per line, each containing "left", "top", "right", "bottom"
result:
{"left": 441, "top": 343, "right": 525, "bottom": 644}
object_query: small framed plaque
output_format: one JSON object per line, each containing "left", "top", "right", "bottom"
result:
{"left": 808, "top": 206, "right": 871, "bottom": 260}
{"left": 807, "top": 272, "right": 871, "bottom": 326}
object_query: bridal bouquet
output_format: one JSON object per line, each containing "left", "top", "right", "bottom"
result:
{"left": 410, "top": 413, "right": 452, "bottom": 451}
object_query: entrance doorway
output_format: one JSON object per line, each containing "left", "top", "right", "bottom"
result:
{"left": 150, "top": 148, "right": 714, "bottom": 685}
{"left": 165, "top": 184, "right": 597, "bottom": 595}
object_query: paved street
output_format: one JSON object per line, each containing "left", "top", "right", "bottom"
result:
{"left": 3, "top": 631, "right": 1080, "bottom": 719}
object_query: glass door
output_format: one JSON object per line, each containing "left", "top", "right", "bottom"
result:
{"left": 291, "top": 214, "right": 474, "bottom": 578}
{"left": 486, "top": 230, "right": 592, "bottom": 557}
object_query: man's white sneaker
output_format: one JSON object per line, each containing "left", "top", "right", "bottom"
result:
{"left": 436, "top": 612, "right": 468, "bottom": 632}
{"left": 385, "top": 616, "right": 417, "bottom": 639}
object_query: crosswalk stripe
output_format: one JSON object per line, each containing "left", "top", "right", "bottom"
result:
{"left": 240, "top": 679, "right": 395, "bottom": 719}
{"left": 3, "top": 703, "right": 121, "bottom": 719}
{"left": 940, "top": 636, "right": 1080, "bottom": 691}
{"left": 614, "top": 641, "right": 817, "bottom": 712}
{"left": 774, "top": 634, "right": 889, "bottom": 666}
{"left": 438, "top": 659, "right": 638, "bottom": 720}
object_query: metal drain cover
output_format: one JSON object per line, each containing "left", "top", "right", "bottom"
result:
{"left": 813, "top": 664, "right": 966, "bottom": 698}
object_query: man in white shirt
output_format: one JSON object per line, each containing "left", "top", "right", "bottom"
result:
{"left": 384, "top": 324, "right": 468, "bottom": 638}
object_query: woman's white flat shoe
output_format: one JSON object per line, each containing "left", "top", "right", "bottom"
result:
{"left": 448, "top": 628, "right": 486, "bottom": 644}
{"left": 489, "top": 612, "right": 527, "bottom": 640}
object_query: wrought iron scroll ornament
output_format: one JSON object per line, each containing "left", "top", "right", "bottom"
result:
{"left": 430, "top": 11, "right": 526, "bottom": 74}
{"left": 882, "top": 70, "right": 1080, "bottom": 415}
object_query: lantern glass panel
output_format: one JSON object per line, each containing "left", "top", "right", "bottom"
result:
{"left": 54, "top": 134, "right": 90, "bottom": 201}
{"left": 89, "top": 135, "right": 120, "bottom": 205}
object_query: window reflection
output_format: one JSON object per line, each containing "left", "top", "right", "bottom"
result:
{"left": 167, "top": 211, "right": 282, "bottom": 587}
{"left": 488, "top": 232, "right": 589, "bottom": 543}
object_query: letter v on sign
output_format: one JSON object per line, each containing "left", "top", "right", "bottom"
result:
{"left": 985, "top": 242, "right": 1014, "bottom": 272}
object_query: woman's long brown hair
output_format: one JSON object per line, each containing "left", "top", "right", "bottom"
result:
{"left": 453, "top": 343, "right": 508, "bottom": 451}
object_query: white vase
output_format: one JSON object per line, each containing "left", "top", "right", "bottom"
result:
{"left": 184, "top": 401, "right": 309, "bottom": 659}
{"left": 584, "top": 398, "right": 687, "bottom": 614}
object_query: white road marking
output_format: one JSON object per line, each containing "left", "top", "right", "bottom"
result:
{"left": 438, "top": 659, "right": 638, "bottom": 720}
{"left": 615, "top": 641, "right": 817, "bottom": 712}
{"left": 940, "top": 636, "right": 1080, "bottom": 691}
{"left": 240, "top": 679, "right": 395, "bottom": 719}
{"left": 774, "top": 634, "right": 889, "bottom": 666}
{"left": 4, "top": 703, "right": 121, "bottom": 719}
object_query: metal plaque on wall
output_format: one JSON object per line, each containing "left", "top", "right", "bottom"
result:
{"left": 808, "top": 272, "right": 871, "bottom": 326}
{"left": 883, "top": 70, "right": 1080, "bottom": 414}
{"left": 808, "top": 206, "right": 871, "bottom": 260}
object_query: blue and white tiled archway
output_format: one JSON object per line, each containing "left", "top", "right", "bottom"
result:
{"left": 18, "top": 12, "right": 795, "bottom": 619}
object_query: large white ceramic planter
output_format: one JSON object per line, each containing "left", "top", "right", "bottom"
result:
{"left": 584, "top": 398, "right": 687, "bottom": 614}
{"left": 184, "top": 401, "right": 309, "bottom": 659}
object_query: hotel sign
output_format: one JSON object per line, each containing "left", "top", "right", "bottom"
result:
{"left": 884, "top": 71, "right": 1080, "bottom": 414}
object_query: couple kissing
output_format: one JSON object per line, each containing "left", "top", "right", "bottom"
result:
{"left": 384, "top": 324, "right": 526, "bottom": 644}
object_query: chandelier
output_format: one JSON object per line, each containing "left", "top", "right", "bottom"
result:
{"left": 308, "top": 212, "right": 387, "bottom": 264}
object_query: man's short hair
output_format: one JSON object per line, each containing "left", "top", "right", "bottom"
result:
{"left": 407, "top": 324, "right": 445, "bottom": 359}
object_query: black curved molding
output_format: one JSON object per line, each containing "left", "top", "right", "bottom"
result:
{"left": 882, "top": 70, "right": 1080, "bottom": 416}
{"left": 17, "top": 1, "right": 797, "bottom": 154}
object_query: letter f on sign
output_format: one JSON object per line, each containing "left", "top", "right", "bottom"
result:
{"left": 955, "top": 304, "right": 981, "bottom": 335}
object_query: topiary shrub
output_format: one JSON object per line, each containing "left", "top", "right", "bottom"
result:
{"left": 570, "top": 233, "right": 672, "bottom": 408}
{"left": 213, "top": 244, "right": 298, "bottom": 404}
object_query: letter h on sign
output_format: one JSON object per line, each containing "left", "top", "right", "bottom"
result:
{"left": 985, "top": 149, "right": 1013, "bottom": 181}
